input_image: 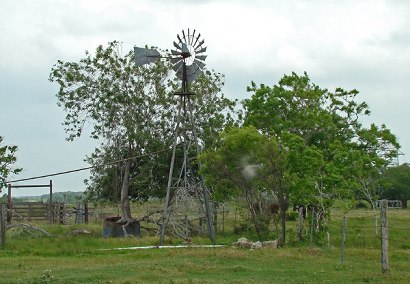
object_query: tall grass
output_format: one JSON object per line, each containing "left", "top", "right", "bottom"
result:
{"left": 0, "top": 206, "right": 409, "bottom": 283}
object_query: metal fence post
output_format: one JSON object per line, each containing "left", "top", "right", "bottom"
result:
{"left": 49, "top": 180, "right": 53, "bottom": 224}
{"left": 380, "top": 200, "right": 389, "bottom": 274}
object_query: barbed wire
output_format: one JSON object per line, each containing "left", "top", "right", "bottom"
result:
{"left": 5, "top": 148, "right": 169, "bottom": 184}
{"left": 388, "top": 226, "right": 410, "bottom": 231}
{"left": 333, "top": 215, "right": 378, "bottom": 220}
{"left": 387, "top": 217, "right": 410, "bottom": 223}
{"left": 386, "top": 237, "right": 410, "bottom": 243}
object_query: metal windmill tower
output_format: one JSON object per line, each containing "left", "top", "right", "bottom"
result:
{"left": 134, "top": 29, "right": 215, "bottom": 244}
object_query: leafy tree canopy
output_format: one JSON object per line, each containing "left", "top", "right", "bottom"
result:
{"left": 50, "top": 41, "right": 237, "bottom": 219}
{"left": 0, "top": 136, "right": 22, "bottom": 189}
{"left": 382, "top": 163, "right": 410, "bottom": 208}
{"left": 243, "top": 72, "right": 399, "bottom": 211}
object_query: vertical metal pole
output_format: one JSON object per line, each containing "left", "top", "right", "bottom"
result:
{"left": 49, "top": 180, "right": 53, "bottom": 224}
{"left": 187, "top": 96, "right": 215, "bottom": 244}
{"left": 0, "top": 204, "right": 6, "bottom": 250}
{"left": 341, "top": 215, "right": 347, "bottom": 263}
{"left": 381, "top": 200, "right": 389, "bottom": 274}
{"left": 7, "top": 184, "right": 12, "bottom": 224}
{"left": 160, "top": 98, "right": 183, "bottom": 245}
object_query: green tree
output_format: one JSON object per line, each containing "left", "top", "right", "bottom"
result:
{"left": 200, "top": 126, "right": 266, "bottom": 240}
{"left": 200, "top": 126, "right": 286, "bottom": 242}
{"left": 243, "top": 72, "right": 399, "bottom": 242}
{"left": 50, "top": 41, "right": 174, "bottom": 222}
{"left": 0, "top": 136, "right": 22, "bottom": 190}
{"left": 50, "top": 41, "right": 236, "bottom": 221}
{"left": 383, "top": 163, "right": 410, "bottom": 208}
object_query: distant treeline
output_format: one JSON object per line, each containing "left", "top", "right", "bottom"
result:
{"left": 0, "top": 191, "right": 85, "bottom": 204}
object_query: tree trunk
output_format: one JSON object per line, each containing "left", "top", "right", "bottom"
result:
{"left": 370, "top": 200, "right": 378, "bottom": 236}
{"left": 243, "top": 188, "right": 262, "bottom": 241}
{"left": 119, "top": 159, "right": 132, "bottom": 222}
{"left": 276, "top": 181, "right": 288, "bottom": 247}
{"left": 279, "top": 207, "right": 286, "bottom": 247}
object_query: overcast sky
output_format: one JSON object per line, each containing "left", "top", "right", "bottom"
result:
{"left": 1, "top": 0, "right": 409, "bottom": 196}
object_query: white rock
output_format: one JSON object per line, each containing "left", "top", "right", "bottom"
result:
{"left": 251, "top": 241, "right": 263, "bottom": 249}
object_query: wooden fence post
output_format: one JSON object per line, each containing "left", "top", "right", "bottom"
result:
{"left": 340, "top": 215, "right": 347, "bottom": 263}
{"left": 380, "top": 200, "right": 389, "bottom": 274}
{"left": 1, "top": 204, "right": 6, "bottom": 250}
{"left": 298, "top": 207, "right": 304, "bottom": 241}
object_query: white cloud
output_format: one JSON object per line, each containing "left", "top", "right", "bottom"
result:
{"left": 1, "top": 0, "right": 410, "bottom": 195}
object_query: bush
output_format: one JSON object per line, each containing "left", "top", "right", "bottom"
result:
{"left": 355, "top": 200, "right": 369, "bottom": 209}
{"left": 286, "top": 211, "right": 298, "bottom": 221}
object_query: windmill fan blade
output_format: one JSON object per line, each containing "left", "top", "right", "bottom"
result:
{"left": 195, "top": 39, "right": 205, "bottom": 50}
{"left": 172, "top": 60, "right": 183, "bottom": 73}
{"left": 186, "top": 64, "right": 202, "bottom": 82}
{"left": 173, "top": 41, "right": 182, "bottom": 50}
{"left": 188, "top": 28, "right": 191, "bottom": 43}
{"left": 171, "top": 49, "right": 182, "bottom": 56}
{"left": 182, "top": 30, "right": 187, "bottom": 43}
{"left": 193, "top": 33, "right": 201, "bottom": 47}
{"left": 181, "top": 43, "right": 189, "bottom": 54}
{"left": 196, "top": 55, "right": 207, "bottom": 61}
{"left": 193, "top": 59, "right": 205, "bottom": 69}
{"left": 134, "top": 47, "right": 161, "bottom": 66}
{"left": 175, "top": 67, "right": 183, "bottom": 79}
{"left": 195, "top": 46, "right": 207, "bottom": 54}
{"left": 191, "top": 29, "right": 196, "bottom": 45}
{"left": 177, "top": 34, "right": 183, "bottom": 44}
{"left": 170, "top": 57, "right": 181, "bottom": 65}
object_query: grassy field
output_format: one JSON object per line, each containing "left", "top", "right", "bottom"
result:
{"left": 0, "top": 207, "right": 409, "bottom": 283}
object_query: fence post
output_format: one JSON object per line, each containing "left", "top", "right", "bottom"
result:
{"left": 1, "top": 204, "right": 6, "bottom": 249}
{"left": 63, "top": 193, "right": 67, "bottom": 225}
{"left": 49, "top": 180, "right": 53, "bottom": 224}
{"left": 7, "top": 184, "right": 12, "bottom": 223}
{"left": 340, "top": 215, "right": 347, "bottom": 263}
{"left": 380, "top": 199, "right": 389, "bottom": 274}
{"left": 84, "top": 202, "right": 89, "bottom": 224}
{"left": 298, "top": 207, "right": 304, "bottom": 241}
{"left": 310, "top": 207, "right": 315, "bottom": 244}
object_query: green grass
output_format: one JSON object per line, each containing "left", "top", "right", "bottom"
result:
{"left": 0, "top": 208, "right": 409, "bottom": 283}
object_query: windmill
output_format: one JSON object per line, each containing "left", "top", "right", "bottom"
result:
{"left": 134, "top": 29, "right": 215, "bottom": 245}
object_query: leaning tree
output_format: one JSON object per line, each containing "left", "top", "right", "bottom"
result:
{"left": 50, "top": 41, "right": 236, "bottom": 222}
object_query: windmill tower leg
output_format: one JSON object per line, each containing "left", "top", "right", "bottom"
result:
{"left": 159, "top": 94, "right": 215, "bottom": 245}
{"left": 187, "top": 96, "right": 215, "bottom": 244}
{"left": 159, "top": 97, "right": 182, "bottom": 246}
